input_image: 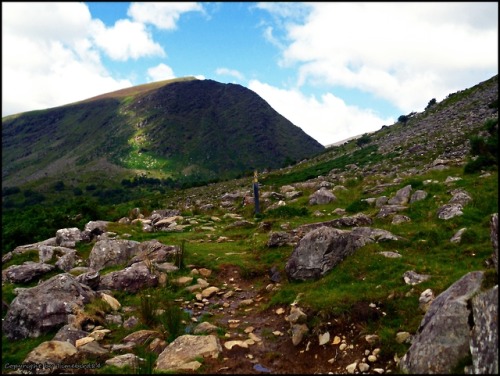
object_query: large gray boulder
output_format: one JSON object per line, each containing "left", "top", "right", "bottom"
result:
{"left": 468, "top": 285, "right": 498, "bottom": 374}
{"left": 2, "top": 273, "right": 96, "bottom": 340}
{"left": 292, "top": 213, "right": 372, "bottom": 238}
{"left": 88, "top": 239, "right": 140, "bottom": 271}
{"left": 4, "top": 262, "right": 55, "bottom": 283}
{"left": 308, "top": 187, "right": 337, "bottom": 205}
{"left": 285, "top": 226, "right": 365, "bottom": 281}
{"left": 399, "top": 271, "right": 485, "bottom": 374}
{"left": 128, "top": 240, "right": 181, "bottom": 266}
{"left": 267, "top": 231, "right": 296, "bottom": 248}
{"left": 56, "top": 227, "right": 89, "bottom": 247}
{"left": 97, "top": 262, "right": 158, "bottom": 293}
{"left": 388, "top": 184, "right": 412, "bottom": 205}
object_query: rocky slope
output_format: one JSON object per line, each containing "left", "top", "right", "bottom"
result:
{"left": 1, "top": 74, "right": 497, "bottom": 374}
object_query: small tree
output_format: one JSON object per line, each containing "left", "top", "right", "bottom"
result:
{"left": 398, "top": 115, "right": 409, "bottom": 126}
{"left": 464, "top": 118, "right": 498, "bottom": 173}
{"left": 425, "top": 98, "right": 437, "bottom": 111}
{"left": 356, "top": 133, "right": 372, "bottom": 148}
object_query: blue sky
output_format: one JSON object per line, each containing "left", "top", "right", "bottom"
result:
{"left": 3, "top": 2, "right": 498, "bottom": 145}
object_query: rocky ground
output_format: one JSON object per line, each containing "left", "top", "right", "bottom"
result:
{"left": 177, "top": 264, "right": 397, "bottom": 374}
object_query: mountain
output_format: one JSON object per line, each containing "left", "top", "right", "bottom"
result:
{"left": 2, "top": 77, "right": 324, "bottom": 187}
{"left": 1, "top": 75, "right": 497, "bottom": 374}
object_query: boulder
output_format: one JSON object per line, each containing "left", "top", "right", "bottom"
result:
{"left": 3, "top": 273, "right": 96, "bottom": 340}
{"left": 293, "top": 213, "right": 372, "bottom": 238}
{"left": 155, "top": 334, "right": 222, "bottom": 372}
{"left": 83, "top": 220, "right": 110, "bottom": 239}
{"left": 22, "top": 341, "right": 78, "bottom": 374}
{"left": 267, "top": 231, "right": 295, "bottom": 247}
{"left": 88, "top": 239, "right": 140, "bottom": 271}
{"left": 388, "top": 185, "right": 412, "bottom": 205}
{"left": 4, "top": 262, "right": 55, "bottom": 284}
{"left": 98, "top": 262, "right": 158, "bottom": 293}
{"left": 53, "top": 325, "right": 89, "bottom": 346}
{"left": 128, "top": 239, "right": 180, "bottom": 266}
{"left": 409, "top": 190, "right": 428, "bottom": 203}
{"left": 437, "top": 203, "right": 463, "bottom": 220}
{"left": 56, "top": 227, "right": 89, "bottom": 248}
{"left": 285, "top": 226, "right": 363, "bottom": 281}
{"left": 468, "top": 285, "right": 498, "bottom": 374}
{"left": 308, "top": 187, "right": 337, "bottom": 205}
{"left": 399, "top": 271, "right": 484, "bottom": 374}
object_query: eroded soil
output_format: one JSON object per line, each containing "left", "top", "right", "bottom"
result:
{"left": 184, "top": 264, "right": 397, "bottom": 374}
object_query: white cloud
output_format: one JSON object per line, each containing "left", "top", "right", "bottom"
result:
{"left": 215, "top": 67, "right": 244, "bottom": 81}
{"left": 91, "top": 19, "right": 165, "bottom": 61}
{"left": 128, "top": 2, "right": 204, "bottom": 30}
{"left": 248, "top": 80, "right": 393, "bottom": 146}
{"left": 268, "top": 2, "right": 498, "bottom": 113}
{"left": 2, "top": 2, "right": 132, "bottom": 117}
{"left": 147, "top": 63, "right": 176, "bottom": 82}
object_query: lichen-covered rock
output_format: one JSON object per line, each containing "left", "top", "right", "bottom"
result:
{"left": 88, "top": 239, "right": 140, "bottom": 271}
{"left": 97, "top": 262, "right": 158, "bottom": 293}
{"left": 399, "top": 271, "right": 484, "bottom": 374}
{"left": 155, "top": 334, "right": 222, "bottom": 372}
{"left": 4, "top": 262, "right": 55, "bottom": 284}
{"left": 285, "top": 226, "right": 363, "bottom": 281}
{"left": 468, "top": 285, "right": 498, "bottom": 374}
{"left": 3, "top": 273, "right": 96, "bottom": 340}
{"left": 308, "top": 187, "right": 337, "bottom": 205}
{"left": 388, "top": 185, "right": 412, "bottom": 205}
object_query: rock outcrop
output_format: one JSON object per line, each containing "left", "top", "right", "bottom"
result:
{"left": 3, "top": 273, "right": 96, "bottom": 340}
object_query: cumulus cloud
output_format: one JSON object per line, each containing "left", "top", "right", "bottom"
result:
{"left": 267, "top": 2, "right": 498, "bottom": 113}
{"left": 2, "top": 2, "right": 132, "bottom": 116}
{"left": 147, "top": 63, "right": 176, "bottom": 82}
{"left": 215, "top": 67, "right": 244, "bottom": 81}
{"left": 128, "top": 2, "right": 204, "bottom": 30}
{"left": 249, "top": 80, "right": 393, "bottom": 146}
{"left": 91, "top": 18, "right": 165, "bottom": 61}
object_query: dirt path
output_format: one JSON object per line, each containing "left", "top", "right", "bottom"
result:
{"left": 185, "top": 265, "right": 397, "bottom": 374}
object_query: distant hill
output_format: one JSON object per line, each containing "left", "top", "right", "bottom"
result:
{"left": 2, "top": 77, "right": 324, "bottom": 187}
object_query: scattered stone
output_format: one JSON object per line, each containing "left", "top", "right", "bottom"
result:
{"left": 418, "top": 289, "right": 435, "bottom": 312}
{"left": 291, "top": 324, "right": 309, "bottom": 346}
{"left": 403, "top": 270, "right": 431, "bottom": 285}
{"left": 106, "top": 353, "right": 144, "bottom": 368}
{"left": 101, "top": 292, "right": 121, "bottom": 311}
{"left": 396, "top": 331, "right": 411, "bottom": 344}
{"left": 75, "top": 337, "right": 94, "bottom": 347}
{"left": 346, "top": 362, "right": 358, "bottom": 373}
{"left": 358, "top": 362, "right": 370, "bottom": 372}
{"left": 318, "top": 331, "right": 330, "bottom": 345}
{"left": 155, "top": 335, "right": 222, "bottom": 372}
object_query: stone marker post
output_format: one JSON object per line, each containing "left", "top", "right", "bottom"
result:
{"left": 253, "top": 170, "right": 260, "bottom": 215}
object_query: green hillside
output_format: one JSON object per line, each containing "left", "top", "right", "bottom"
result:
{"left": 2, "top": 78, "right": 324, "bottom": 188}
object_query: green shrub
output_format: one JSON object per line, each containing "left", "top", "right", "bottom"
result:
{"left": 139, "top": 292, "right": 160, "bottom": 327}
{"left": 464, "top": 118, "right": 498, "bottom": 173}
{"left": 345, "top": 199, "right": 369, "bottom": 213}
{"left": 158, "top": 301, "right": 187, "bottom": 342}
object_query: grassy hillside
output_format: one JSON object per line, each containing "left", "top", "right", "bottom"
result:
{"left": 2, "top": 78, "right": 324, "bottom": 188}
{"left": 1, "top": 74, "right": 498, "bottom": 373}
